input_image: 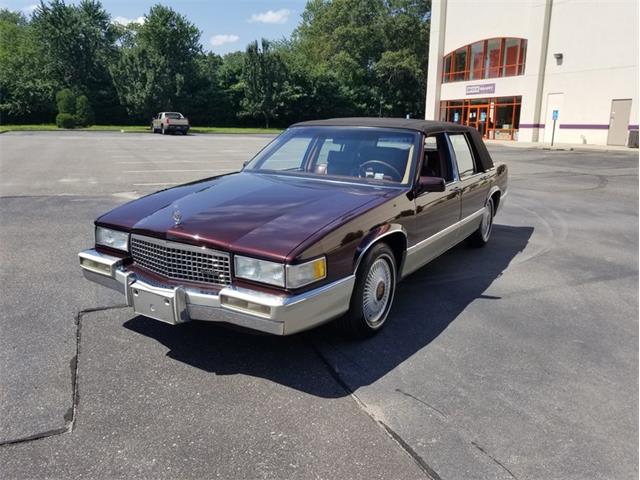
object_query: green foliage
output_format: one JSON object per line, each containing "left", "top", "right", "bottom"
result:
{"left": 1, "top": 0, "right": 431, "bottom": 126}
{"left": 56, "top": 88, "right": 76, "bottom": 114}
{"left": 75, "top": 94, "right": 94, "bottom": 126}
{"left": 31, "top": 0, "right": 122, "bottom": 121}
{"left": 0, "top": 8, "right": 57, "bottom": 122}
{"left": 56, "top": 112, "right": 75, "bottom": 128}
{"left": 292, "top": 0, "right": 430, "bottom": 117}
{"left": 110, "top": 5, "right": 205, "bottom": 122}
{"left": 241, "top": 39, "right": 288, "bottom": 128}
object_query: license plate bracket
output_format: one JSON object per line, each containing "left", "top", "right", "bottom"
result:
{"left": 132, "top": 284, "right": 179, "bottom": 324}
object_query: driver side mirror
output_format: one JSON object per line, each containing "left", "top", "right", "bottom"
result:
{"left": 417, "top": 176, "right": 446, "bottom": 194}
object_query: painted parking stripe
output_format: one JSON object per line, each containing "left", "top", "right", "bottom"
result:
{"left": 123, "top": 169, "right": 221, "bottom": 173}
{"left": 132, "top": 182, "right": 180, "bottom": 186}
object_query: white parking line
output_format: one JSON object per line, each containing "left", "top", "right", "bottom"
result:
{"left": 117, "top": 161, "right": 213, "bottom": 164}
{"left": 132, "top": 182, "right": 180, "bottom": 186}
{"left": 123, "top": 169, "right": 218, "bottom": 173}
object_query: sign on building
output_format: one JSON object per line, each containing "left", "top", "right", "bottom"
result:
{"left": 466, "top": 83, "right": 496, "bottom": 95}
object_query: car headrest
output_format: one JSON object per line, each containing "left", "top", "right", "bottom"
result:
{"left": 327, "top": 150, "right": 355, "bottom": 176}
{"left": 422, "top": 150, "right": 441, "bottom": 177}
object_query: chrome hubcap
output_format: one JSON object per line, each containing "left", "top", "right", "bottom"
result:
{"left": 363, "top": 256, "right": 393, "bottom": 328}
{"left": 481, "top": 201, "right": 493, "bottom": 241}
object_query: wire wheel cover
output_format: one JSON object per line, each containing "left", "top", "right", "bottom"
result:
{"left": 362, "top": 256, "right": 393, "bottom": 327}
{"left": 481, "top": 201, "right": 493, "bottom": 240}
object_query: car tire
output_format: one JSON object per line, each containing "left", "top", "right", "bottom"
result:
{"left": 467, "top": 196, "right": 494, "bottom": 248}
{"left": 338, "top": 243, "right": 397, "bottom": 338}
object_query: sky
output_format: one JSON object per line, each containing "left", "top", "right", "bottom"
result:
{"left": 6, "top": 0, "right": 307, "bottom": 54}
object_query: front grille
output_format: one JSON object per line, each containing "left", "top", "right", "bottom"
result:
{"left": 130, "top": 235, "right": 231, "bottom": 286}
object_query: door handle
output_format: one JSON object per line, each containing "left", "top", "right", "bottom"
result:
{"left": 450, "top": 186, "right": 462, "bottom": 194}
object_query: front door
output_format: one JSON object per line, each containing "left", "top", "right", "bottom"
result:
{"left": 607, "top": 99, "right": 632, "bottom": 146}
{"left": 403, "top": 134, "right": 461, "bottom": 277}
{"left": 465, "top": 105, "right": 489, "bottom": 139}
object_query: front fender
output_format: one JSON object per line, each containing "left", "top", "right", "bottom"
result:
{"left": 353, "top": 223, "right": 408, "bottom": 274}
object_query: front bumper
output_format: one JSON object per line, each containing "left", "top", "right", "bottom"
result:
{"left": 78, "top": 249, "right": 355, "bottom": 335}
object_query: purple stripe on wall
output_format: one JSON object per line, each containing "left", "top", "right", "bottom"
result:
{"left": 629, "top": 124, "right": 639, "bottom": 130}
{"left": 519, "top": 123, "right": 545, "bottom": 128}
{"left": 559, "top": 124, "right": 609, "bottom": 130}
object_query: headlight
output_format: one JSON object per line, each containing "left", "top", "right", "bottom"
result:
{"left": 286, "top": 257, "right": 326, "bottom": 288}
{"left": 234, "top": 255, "right": 285, "bottom": 287}
{"left": 95, "top": 226, "right": 129, "bottom": 252}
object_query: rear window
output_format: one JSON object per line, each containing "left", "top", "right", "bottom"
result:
{"left": 449, "top": 133, "right": 476, "bottom": 178}
{"left": 165, "top": 113, "right": 183, "bottom": 119}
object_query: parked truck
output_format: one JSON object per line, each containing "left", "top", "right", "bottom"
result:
{"left": 151, "top": 112, "right": 190, "bottom": 135}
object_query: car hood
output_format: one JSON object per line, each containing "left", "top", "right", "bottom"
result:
{"left": 97, "top": 172, "right": 398, "bottom": 261}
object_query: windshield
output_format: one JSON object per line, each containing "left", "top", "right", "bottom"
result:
{"left": 244, "top": 126, "right": 420, "bottom": 185}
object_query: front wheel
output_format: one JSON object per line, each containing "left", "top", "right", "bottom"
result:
{"left": 467, "top": 197, "right": 494, "bottom": 247}
{"left": 338, "top": 243, "right": 397, "bottom": 338}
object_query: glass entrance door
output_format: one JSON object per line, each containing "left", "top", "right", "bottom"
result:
{"left": 465, "top": 105, "right": 489, "bottom": 137}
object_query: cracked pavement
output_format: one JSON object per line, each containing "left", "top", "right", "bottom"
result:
{"left": 0, "top": 132, "right": 637, "bottom": 479}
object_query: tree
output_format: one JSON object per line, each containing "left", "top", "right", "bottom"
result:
{"left": 56, "top": 88, "right": 75, "bottom": 113}
{"left": 0, "top": 9, "right": 57, "bottom": 122}
{"left": 110, "top": 5, "right": 203, "bottom": 121}
{"left": 0, "top": 0, "right": 431, "bottom": 126}
{"left": 290, "top": 0, "right": 430, "bottom": 117}
{"left": 31, "top": 0, "right": 122, "bottom": 122}
{"left": 241, "top": 39, "right": 287, "bottom": 128}
{"left": 75, "top": 94, "right": 94, "bottom": 126}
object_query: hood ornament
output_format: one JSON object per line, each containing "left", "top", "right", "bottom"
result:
{"left": 172, "top": 208, "right": 183, "bottom": 226}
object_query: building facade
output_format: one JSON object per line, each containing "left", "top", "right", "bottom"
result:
{"left": 425, "top": 0, "right": 639, "bottom": 146}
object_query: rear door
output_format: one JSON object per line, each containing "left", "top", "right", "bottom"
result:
{"left": 447, "top": 132, "right": 491, "bottom": 238}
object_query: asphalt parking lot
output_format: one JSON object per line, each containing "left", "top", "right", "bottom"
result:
{"left": 0, "top": 131, "right": 637, "bottom": 479}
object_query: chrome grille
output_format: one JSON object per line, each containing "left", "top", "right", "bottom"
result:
{"left": 130, "top": 235, "right": 231, "bottom": 286}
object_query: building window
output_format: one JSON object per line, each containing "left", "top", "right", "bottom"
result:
{"left": 439, "top": 96, "right": 522, "bottom": 141}
{"left": 442, "top": 38, "right": 527, "bottom": 83}
{"left": 469, "top": 41, "right": 485, "bottom": 80}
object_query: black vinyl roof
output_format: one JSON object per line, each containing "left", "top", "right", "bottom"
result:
{"left": 291, "top": 117, "right": 472, "bottom": 135}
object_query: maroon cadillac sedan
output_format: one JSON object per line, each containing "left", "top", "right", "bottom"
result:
{"left": 79, "top": 118, "right": 508, "bottom": 338}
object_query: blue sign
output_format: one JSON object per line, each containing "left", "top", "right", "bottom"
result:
{"left": 453, "top": 112, "right": 460, "bottom": 122}
{"left": 552, "top": 109, "right": 559, "bottom": 120}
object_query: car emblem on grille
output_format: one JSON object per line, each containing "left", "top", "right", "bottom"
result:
{"left": 172, "top": 208, "right": 182, "bottom": 225}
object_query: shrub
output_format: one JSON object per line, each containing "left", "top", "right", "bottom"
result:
{"left": 75, "top": 95, "right": 94, "bottom": 127}
{"left": 56, "top": 113, "right": 76, "bottom": 129}
{"left": 56, "top": 89, "right": 76, "bottom": 115}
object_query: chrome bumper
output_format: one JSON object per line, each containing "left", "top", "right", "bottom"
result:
{"left": 78, "top": 249, "right": 355, "bottom": 335}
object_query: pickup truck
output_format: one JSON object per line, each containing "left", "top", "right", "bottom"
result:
{"left": 151, "top": 112, "right": 190, "bottom": 135}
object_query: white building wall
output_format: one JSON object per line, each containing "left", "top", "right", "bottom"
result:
{"left": 540, "top": 0, "right": 639, "bottom": 145}
{"left": 425, "top": 0, "right": 639, "bottom": 146}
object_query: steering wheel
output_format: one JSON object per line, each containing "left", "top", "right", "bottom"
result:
{"left": 358, "top": 160, "right": 402, "bottom": 181}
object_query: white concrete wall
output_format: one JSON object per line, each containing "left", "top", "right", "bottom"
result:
{"left": 540, "top": 0, "right": 639, "bottom": 145}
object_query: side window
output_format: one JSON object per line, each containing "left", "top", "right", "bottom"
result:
{"left": 316, "top": 138, "right": 343, "bottom": 166}
{"left": 258, "top": 136, "right": 313, "bottom": 171}
{"left": 422, "top": 134, "right": 455, "bottom": 182}
{"left": 448, "top": 133, "right": 476, "bottom": 178}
